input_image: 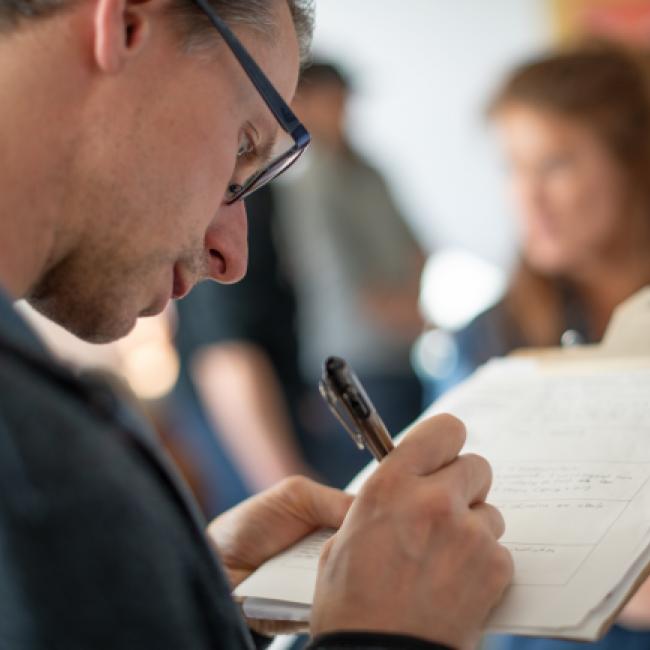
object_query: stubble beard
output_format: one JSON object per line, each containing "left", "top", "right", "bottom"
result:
{"left": 27, "top": 247, "right": 141, "bottom": 344}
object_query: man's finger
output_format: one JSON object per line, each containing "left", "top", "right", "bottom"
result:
{"left": 470, "top": 502, "right": 506, "bottom": 539}
{"left": 385, "top": 413, "right": 466, "bottom": 477}
{"left": 280, "top": 476, "right": 354, "bottom": 529}
{"left": 429, "top": 453, "right": 493, "bottom": 506}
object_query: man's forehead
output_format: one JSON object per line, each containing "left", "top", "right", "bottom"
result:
{"left": 234, "top": 7, "right": 300, "bottom": 146}
{"left": 249, "top": 0, "right": 300, "bottom": 96}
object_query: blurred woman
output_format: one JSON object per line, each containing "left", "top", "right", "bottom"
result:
{"left": 430, "top": 43, "right": 650, "bottom": 649}
{"left": 436, "top": 43, "right": 650, "bottom": 397}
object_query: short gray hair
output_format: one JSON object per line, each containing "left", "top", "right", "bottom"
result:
{"left": 168, "top": 0, "right": 314, "bottom": 63}
{"left": 0, "top": 0, "right": 315, "bottom": 61}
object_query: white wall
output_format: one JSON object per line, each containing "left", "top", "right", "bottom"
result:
{"left": 311, "top": 0, "right": 552, "bottom": 269}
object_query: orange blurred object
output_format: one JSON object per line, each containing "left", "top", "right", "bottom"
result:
{"left": 550, "top": 0, "right": 650, "bottom": 47}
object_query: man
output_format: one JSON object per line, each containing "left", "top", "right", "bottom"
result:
{"left": 0, "top": 1, "right": 512, "bottom": 650}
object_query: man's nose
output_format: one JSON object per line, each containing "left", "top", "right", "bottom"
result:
{"left": 204, "top": 200, "right": 249, "bottom": 284}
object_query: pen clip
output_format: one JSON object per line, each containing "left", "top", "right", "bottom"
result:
{"left": 318, "top": 379, "right": 366, "bottom": 451}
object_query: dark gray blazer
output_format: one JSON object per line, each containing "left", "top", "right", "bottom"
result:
{"left": 0, "top": 293, "right": 448, "bottom": 650}
{"left": 0, "top": 293, "right": 260, "bottom": 649}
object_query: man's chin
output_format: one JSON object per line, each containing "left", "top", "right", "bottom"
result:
{"left": 27, "top": 296, "right": 138, "bottom": 344}
{"left": 139, "top": 301, "right": 168, "bottom": 319}
{"left": 76, "top": 323, "right": 137, "bottom": 344}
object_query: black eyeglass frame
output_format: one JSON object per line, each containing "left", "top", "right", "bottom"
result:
{"left": 189, "top": 0, "right": 311, "bottom": 204}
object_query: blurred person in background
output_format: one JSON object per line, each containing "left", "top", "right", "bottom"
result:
{"left": 428, "top": 43, "right": 650, "bottom": 403}
{"left": 426, "top": 43, "right": 650, "bottom": 649}
{"left": 274, "top": 61, "right": 427, "bottom": 484}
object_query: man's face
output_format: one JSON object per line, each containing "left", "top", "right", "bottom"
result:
{"left": 28, "top": 0, "right": 300, "bottom": 343}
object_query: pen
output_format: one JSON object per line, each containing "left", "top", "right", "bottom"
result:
{"left": 319, "top": 356, "right": 394, "bottom": 461}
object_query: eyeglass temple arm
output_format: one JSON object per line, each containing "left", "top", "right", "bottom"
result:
{"left": 190, "top": 0, "right": 305, "bottom": 139}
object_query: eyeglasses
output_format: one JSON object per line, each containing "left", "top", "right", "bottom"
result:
{"left": 189, "top": 0, "right": 311, "bottom": 204}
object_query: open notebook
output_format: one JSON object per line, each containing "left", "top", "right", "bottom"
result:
{"left": 234, "top": 289, "right": 650, "bottom": 641}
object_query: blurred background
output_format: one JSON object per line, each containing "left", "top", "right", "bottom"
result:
{"left": 311, "top": 0, "right": 650, "bottom": 328}
{"left": 19, "top": 0, "right": 650, "bottom": 519}
{"left": 312, "top": 0, "right": 547, "bottom": 266}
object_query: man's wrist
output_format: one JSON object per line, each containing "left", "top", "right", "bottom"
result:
{"left": 308, "top": 630, "right": 455, "bottom": 650}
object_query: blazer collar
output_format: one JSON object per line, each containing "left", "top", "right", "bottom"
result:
{"left": 0, "top": 290, "right": 51, "bottom": 359}
{"left": 0, "top": 287, "right": 217, "bottom": 567}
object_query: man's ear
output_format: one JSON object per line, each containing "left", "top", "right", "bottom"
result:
{"left": 93, "top": 0, "right": 154, "bottom": 73}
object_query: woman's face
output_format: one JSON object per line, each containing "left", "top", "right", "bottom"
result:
{"left": 495, "top": 103, "right": 630, "bottom": 276}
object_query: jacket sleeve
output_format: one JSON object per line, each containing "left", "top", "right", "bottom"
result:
{"left": 250, "top": 630, "right": 274, "bottom": 650}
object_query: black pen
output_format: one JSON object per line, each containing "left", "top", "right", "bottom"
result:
{"left": 319, "top": 356, "right": 394, "bottom": 461}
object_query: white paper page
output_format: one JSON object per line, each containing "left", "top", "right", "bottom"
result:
{"left": 235, "top": 529, "right": 334, "bottom": 605}
{"left": 493, "top": 534, "right": 650, "bottom": 640}
{"left": 426, "top": 361, "right": 650, "bottom": 631}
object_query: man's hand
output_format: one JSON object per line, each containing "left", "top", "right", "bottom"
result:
{"left": 207, "top": 476, "right": 352, "bottom": 589}
{"left": 311, "top": 414, "right": 513, "bottom": 650}
{"left": 618, "top": 574, "right": 650, "bottom": 629}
